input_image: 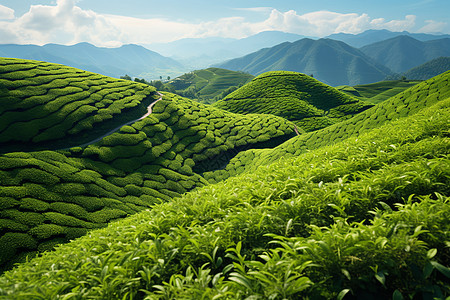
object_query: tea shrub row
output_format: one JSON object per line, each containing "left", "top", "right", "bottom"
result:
{"left": 214, "top": 71, "right": 372, "bottom": 131}
{"left": 0, "top": 95, "right": 448, "bottom": 299}
{"left": 0, "top": 58, "right": 155, "bottom": 150}
{"left": 204, "top": 71, "right": 450, "bottom": 183}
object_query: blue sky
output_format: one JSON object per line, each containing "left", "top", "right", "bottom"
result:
{"left": 0, "top": 0, "right": 448, "bottom": 46}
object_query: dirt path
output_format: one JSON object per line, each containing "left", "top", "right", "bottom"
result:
{"left": 69, "top": 92, "right": 163, "bottom": 149}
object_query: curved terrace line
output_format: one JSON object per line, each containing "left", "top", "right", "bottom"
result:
{"left": 66, "top": 92, "right": 164, "bottom": 149}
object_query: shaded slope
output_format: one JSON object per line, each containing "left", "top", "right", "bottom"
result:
{"left": 0, "top": 58, "right": 157, "bottom": 152}
{"left": 402, "top": 56, "right": 450, "bottom": 80}
{"left": 0, "top": 94, "right": 448, "bottom": 299}
{"left": 360, "top": 36, "right": 450, "bottom": 73}
{"left": 204, "top": 71, "right": 450, "bottom": 183}
{"left": 0, "top": 59, "right": 296, "bottom": 271}
{"left": 214, "top": 71, "right": 372, "bottom": 132}
{"left": 215, "top": 38, "right": 392, "bottom": 86}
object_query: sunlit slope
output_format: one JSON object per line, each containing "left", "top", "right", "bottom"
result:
{"left": 337, "top": 80, "right": 421, "bottom": 104}
{"left": 0, "top": 58, "right": 156, "bottom": 152}
{"left": 166, "top": 67, "right": 254, "bottom": 103}
{"left": 214, "top": 71, "right": 372, "bottom": 132}
{"left": 205, "top": 71, "right": 450, "bottom": 183}
{"left": 0, "top": 96, "right": 448, "bottom": 299}
{"left": 0, "top": 63, "right": 295, "bottom": 271}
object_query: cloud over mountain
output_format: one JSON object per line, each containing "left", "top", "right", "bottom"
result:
{"left": 0, "top": 0, "right": 447, "bottom": 47}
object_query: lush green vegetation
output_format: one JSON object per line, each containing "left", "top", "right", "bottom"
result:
{"left": 336, "top": 80, "right": 422, "bottom": 104}
{"left": 0, "top": 58, "right": 449, "bottom": 299}
{"left": 204, "top": 71, "right": 450, "bottom": 183}
{"left": 163, "top": 68, "right": 254, "bottom": 104}
{"left": 0, "top": 58, "right": 156, "bottom": 152}
{"left": 0, "top": 59, "right": 296, "bottom": 272}
{"left": 0, "top": 92, "right": 448, "bottom": 299}
{"left": 214, "top": 71, "right": 372, "bottom": 132}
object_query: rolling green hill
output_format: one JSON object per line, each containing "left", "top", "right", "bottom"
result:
{"left": 0, "top": 81, "right": 448, "bottom": 299}
{"left": 214, "top": 71, "right": 372, "bottom": 132}
{"left": 164, "top": 68, "right": 254, "bottom": 104}
{"left": 215, "top": 38, "right": 392, "bottom": 86}
{"left": 360, "top": 36, "right": 450, "bottom": 73}
{"left": 0, "top": 57, "right": 157, "bottom": 153}
{"left": 0, "top": 58, "right": 296, "bottom": 272}
{"left": 204, "top": 71, "right": 450, "bottom": 183}
{"left": 336, "top": 80, "right": 422, "bottom": 104}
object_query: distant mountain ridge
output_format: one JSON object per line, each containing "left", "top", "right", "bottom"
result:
{"left": 326, "top": 29, "right": 450, "bottom": 48}
{"left": 145, "top": 31, "right": 307, "bottom": 68}
{"left": 215, "top": 38, "right": 392, "bottom": 86}
{"left": 360, "top": 36, "right": 450, "bottom": 73}
{"left": 0, "top": 43, "right": 184, "bottom": 79}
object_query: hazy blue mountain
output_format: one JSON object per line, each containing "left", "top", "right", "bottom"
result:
{"left": 387, "top": 56, "right": 450, "bottom": 80}
{"left": 360, "top": 36, "right": 450, "bottom": 73}
{"left": 215, "top": 38, "right": 392, "bottom": 86}
{"left": 145, "top": 31, "right": 307, "bottom": 69}
{"left": 327, "top": 29, "right": 450, "bottom": 48}
{"left": 0, "top": 43, "right": 184, "bottom": 79}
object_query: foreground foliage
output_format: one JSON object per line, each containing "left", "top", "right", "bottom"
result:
{"left": 0, "top": 94, "right": 448, "bottom": 299}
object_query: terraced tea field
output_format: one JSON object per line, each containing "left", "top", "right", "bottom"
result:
{"left": 0, "top": 58, "right": 296, "bottom": 271}
{"left": 0, "top": 59, "right": 449, "bottom": 299}
{"left": 214, "top": 71, "right": 372, "bottom": 132}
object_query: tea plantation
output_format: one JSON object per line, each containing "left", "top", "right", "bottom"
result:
{"left": 214, "top": 71, "right": 372, "bottom": 132}
{"left": 0, "top": 88, "right": 448, "bottom": 299}
{"left": 0, "top": 58, "right": 296, "bottom": 272}
{"left": 0, "top": 58, "right": 449, "bottom": 299}
{"left": 0, "top": 58, "right": 157, "bottom": 152}
{"left": 204, "top": 71, "right": 450, "bottom": 183}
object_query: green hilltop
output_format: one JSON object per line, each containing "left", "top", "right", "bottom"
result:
{"left": 0, "top": 59, "right": 449, "bottom": 299}
{"left": 214, "top": 71, "right": 372, "bottom": 132}
{"left": 164, "top": 67, "right": 254, "bottom": 104}
{"left": 204, "top": 70, "right": 450, "bottom": 183}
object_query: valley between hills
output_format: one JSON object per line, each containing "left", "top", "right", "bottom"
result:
{"left": 0, "top": 47, "right": 449, "bottom": 299}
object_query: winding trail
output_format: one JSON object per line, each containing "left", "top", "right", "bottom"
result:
{"left": 68, "top": 92, "right": 163, "bottom": 149}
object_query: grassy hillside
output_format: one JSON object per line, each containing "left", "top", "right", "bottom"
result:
{"left": 165, "top": 68, "right": 254, "bottom": 104}
{"left": 205, "top": 71, "right": 450, "bottom": 183}
{"left": 0, "top": 57, "right": 157, "bottom": 152}
{"left": 215, "top": 38, "right": 392, "bottom": 86}
{"left": 336, "top": 80, "right": 421, "bottom": 104}
{"left": 214, "top": 71, "right": 372, "bottom": 132}
{"left": 0, "top": 92, "right": 448, "bottom": 299}
{"left": 360, "top": 36, "right": 450, "bottom": 73}
{"left": 0, "top": 58, "right": 296, "bottom": 272}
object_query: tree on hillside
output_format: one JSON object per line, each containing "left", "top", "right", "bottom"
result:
{"left": 120, "top": 74, "right": 132, "bottom": 81}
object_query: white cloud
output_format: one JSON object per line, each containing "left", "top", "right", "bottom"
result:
{"left": 0, "top": 2, "right": 446, "bottom": 47}
{"left": 418, "top": 20, "right": 447, "bottom": 33}
{"left": 0, "top": 4, "right": 14, "bottom": 20}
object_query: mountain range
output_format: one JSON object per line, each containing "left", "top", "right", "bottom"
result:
{"left": 360, "top": 35, "right": 450, "bottom": 73}
{"left": 215, "top": 35, "right": 450, "bottom": 86}
{"left": 215, "top": 38, "right": 392, "bottom": 86}
{"left": 1, "top": 30, "right": 449, "bottom": 86}
{"left": 0, "top": 43, "right": 185, "bottom": 79}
